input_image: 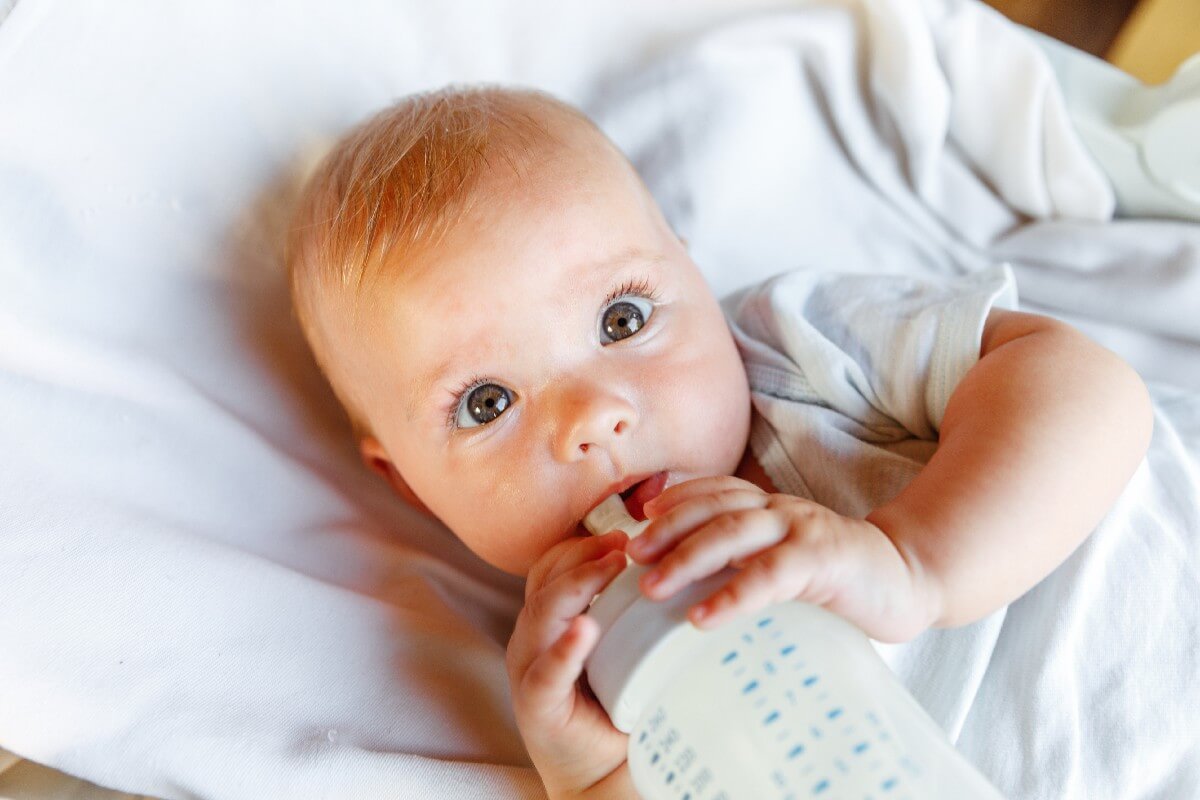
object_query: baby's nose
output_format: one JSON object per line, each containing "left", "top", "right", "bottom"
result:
{"left": 552, "top": 385, "right": 638, "bottom": 463}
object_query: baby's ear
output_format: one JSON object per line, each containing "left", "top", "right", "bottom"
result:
{"left": 359, "top": 437, "right": 432, "bottom": 516}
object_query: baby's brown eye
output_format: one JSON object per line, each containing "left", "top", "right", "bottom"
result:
{"left": 458, "top": 383, "right": 511, "bottom": 428}
{"left": 601, "top": 298, "right": 651, "bottom": 343}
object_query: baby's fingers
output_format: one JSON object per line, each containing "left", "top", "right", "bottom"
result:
{"left": 691, "top": 551, "right": 811, "bottom": 629}
{"left": 630, "top": 488, "right": 769, "bottom": 563}
{"left": 639, "top": 508, "right": 787, "bottom": 600}
{"left": 509, "top": 551, "right": 626, "bottom": 683}
{"left": 643, "top": 475, "right": 764, "bottom": 519}
{"left": 516, "top": 615, "right": 601, "bottom": 725}
{"left": 526, "top": 531, "right": 628, "bottom": 600}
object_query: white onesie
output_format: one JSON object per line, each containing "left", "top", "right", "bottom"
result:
{"left": 723, "top": 263, "right": 1018, "bottom": 517}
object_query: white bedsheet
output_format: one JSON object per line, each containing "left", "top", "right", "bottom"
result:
{"left": 1, "top": 1, "right": 1197, "bottom": 798}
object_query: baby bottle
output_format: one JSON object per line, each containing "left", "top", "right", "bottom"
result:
{"left": 582, "top": 495, "right": 1006, "bottom": 800}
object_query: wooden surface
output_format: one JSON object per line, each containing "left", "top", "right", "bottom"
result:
{"left": 984, "top": 0, "right": 1200, "bottom": 84}
{"left": 981, "top": 0, "right": 1142, "bottom": 57}
{"left": 1108, "top": 0, "right": 1200, "bottom": 83}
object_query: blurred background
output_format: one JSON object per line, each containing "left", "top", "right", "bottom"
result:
{"left": 985, "top": 0, "right": 1200, "bottom": 83}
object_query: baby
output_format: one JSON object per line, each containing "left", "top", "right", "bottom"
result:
{"left": 285, "top": 86, "right": 1153, "bottom": 799}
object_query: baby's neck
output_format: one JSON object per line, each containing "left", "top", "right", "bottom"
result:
{"left": 734, "top": 445, "right": 778, "bottom": 494}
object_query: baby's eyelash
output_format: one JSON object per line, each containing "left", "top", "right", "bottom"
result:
{"left": 445, "top": 374, "right": 489, "bottom": 431}
{"left": 603, "top": 275, "right": 661, "bottom": 307}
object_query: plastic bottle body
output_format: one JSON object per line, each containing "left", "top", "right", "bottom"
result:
{"left": 585, "top": 568, "right": 1005, "bottom": 800}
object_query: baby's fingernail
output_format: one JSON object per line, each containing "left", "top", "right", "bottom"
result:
{"left": 642, "top": 569, "right": 662, "bottom": 587}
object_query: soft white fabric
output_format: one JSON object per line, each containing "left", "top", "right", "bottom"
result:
{"left": 2, "top": 1, "right": 1199, "bottom": 799}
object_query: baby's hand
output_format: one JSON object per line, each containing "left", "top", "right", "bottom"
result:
{"left": 506, "top": 531, "right": 635, "bottom": 799}
{"left": 627, "top": 476, "right": 942, "bottom": 643}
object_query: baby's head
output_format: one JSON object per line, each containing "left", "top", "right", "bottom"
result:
{"left": 287, "top": 86, "right": 750, "bottom": 576}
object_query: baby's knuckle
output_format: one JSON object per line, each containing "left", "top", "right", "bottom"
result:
{"left": 721, "top": 577, "right": 755, "bottom": 606}
{"left": 748, "top": 550, "right": 786, "bottom": 584}
{"left": 710, "top": 510, "right": 749, "bottom": 537}
{"left": 523, "top": 589, "right": 558, "bottom": 624}
{"left": 518, "top": 665, "right": 550, "bottom": 701}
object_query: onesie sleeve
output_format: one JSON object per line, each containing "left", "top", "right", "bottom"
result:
{"left": 722, "top": 264, "right": 1018, "bottom": 440}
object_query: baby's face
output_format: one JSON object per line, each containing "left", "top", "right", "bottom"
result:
{"left": 339, "top": 141, "right": 751, "bottom": 575}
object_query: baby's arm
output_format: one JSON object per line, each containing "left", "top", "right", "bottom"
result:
{"left": 628, "top": 308, "right": 1153, "bottom": 640}
{"left": 865, "top": 308, "right": 1153, "bottom": 627}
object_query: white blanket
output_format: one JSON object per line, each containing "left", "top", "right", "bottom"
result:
{"left": 1, "top": 1, "right": 1197, "bottom": 798}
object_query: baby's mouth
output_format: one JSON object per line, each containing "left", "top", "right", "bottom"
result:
{"left": 619, "top": 471, "right": 669, "bottom": 521}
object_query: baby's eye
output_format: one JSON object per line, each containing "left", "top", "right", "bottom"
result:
{"left": 600, "top": 296, "right": 654, "bottom": 344}
{"left": 454, "top": 382, "right": 512, "bottom": 429}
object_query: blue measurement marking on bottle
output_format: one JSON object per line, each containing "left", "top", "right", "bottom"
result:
{"left": 881, "top": 777, "right": 898, "bottom": 791}
{"left": 781, "top": 644, "right": 796, "bottom": 656}
{"left": 722, "top": 650, "right": 738, "bottom": 665}
{"left": 803, "top": 675, "right": 819, "bottom": 687}
{"left": 854, "top": 742, "right": 870, "bottom": 754}
{"left": 788, "top": 745, "right": 805, "bottom": 759}
{"left": 764, "top": 710, "right": 780, "bottom": 725}
{"left": 764, "top": 660, "right": 776, "bottom": 674}
{"left": 758, "top": 617, "right": 773, "bottom": 628}
{"left": 743, "top": 680, "right": 759, "bottom": 694}
{"left": 827, "top": 707, "right": 843, "bottom": 720}
{"left": 812, "top": 778, "right": 830, "bottom": 794}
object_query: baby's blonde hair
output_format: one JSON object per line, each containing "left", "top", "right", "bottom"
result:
{"left": 285, "top": 85, "right": 600, "bottom": 437}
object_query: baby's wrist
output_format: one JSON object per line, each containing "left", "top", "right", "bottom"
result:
{"left": 862, "top": 513, "right": 947, "bottom": 633}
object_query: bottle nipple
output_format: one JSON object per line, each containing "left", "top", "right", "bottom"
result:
{"left": 583, "top": 494, "right": 651, "bottom": 539}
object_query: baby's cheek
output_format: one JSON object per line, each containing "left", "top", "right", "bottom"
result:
{"left": 660, "top": 335, "right": 751, "bottom": 474}
{"left": 445, "top": 450, "right": 571, "bottom": 575}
